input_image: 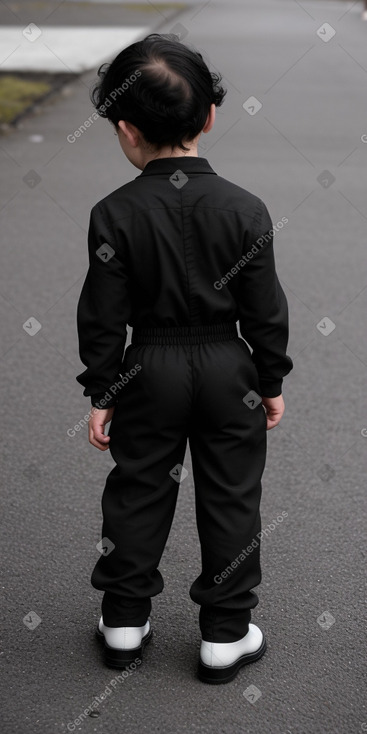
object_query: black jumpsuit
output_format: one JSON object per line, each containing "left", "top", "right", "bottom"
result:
{"left": 76, "top": 156, "right": 293, "bottom": 643}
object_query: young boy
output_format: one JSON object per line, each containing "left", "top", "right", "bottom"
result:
{"left": 76, "top": 33, "right": 293, "bottom": 685}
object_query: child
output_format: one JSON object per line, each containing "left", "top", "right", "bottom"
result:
{"left": 76, "top": 33, "right": 293, "bottom": 685}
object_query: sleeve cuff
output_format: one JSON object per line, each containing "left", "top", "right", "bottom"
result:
{"left": 258, "top": 378, "right": 283, "bottom": 398}
{"left": 90, "top": 391, "right": 119, "bottom": 410}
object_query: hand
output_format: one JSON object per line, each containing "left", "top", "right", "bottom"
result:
{"left": 261, "top": 394, "right": 285, "bottom": 430}
{"left": 89, "top": 407, "right": 115, "bottom": 450}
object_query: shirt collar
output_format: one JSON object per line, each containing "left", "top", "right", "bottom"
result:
{"left": 137, "top": 156, "right": 217, "bottom": 178}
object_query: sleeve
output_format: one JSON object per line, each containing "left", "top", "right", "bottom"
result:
{"left": 76, "top": 203, "right": 131, "bottom": 409}
{"left": 237, "top": 199, "right": 293, "bottom": 397}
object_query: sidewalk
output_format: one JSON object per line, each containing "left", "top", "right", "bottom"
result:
{"left": 0, "top": 1, "right": 188, "bottom": 72}
{"left": 1, "top": 2, "right": 367, "bottom": 733}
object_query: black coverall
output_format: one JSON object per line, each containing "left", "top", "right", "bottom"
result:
{"left": 76, "top": 156, "right": 293, "bottom": 643}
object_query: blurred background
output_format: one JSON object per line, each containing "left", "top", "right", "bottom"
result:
{"left": 1, "top": 2, "right": 366, "bottom": 733}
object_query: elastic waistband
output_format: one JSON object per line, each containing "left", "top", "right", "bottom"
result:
{"left": 131, "top": 322, "right": 238, "bottom": 345}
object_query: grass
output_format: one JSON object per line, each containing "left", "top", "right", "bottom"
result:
{"left": 0, "top": 75, "right": 51, "bottom": 124}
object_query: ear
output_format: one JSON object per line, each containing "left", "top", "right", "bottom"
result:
{"left": 117, "top": 120, "right": 141, "bottom": 147}
{"left": 202, "top": 103, "right": 216, "bottom": 134}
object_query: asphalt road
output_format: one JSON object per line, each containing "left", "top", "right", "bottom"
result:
{"left": 1, "top": 1, "right": 367, "bottom": 733}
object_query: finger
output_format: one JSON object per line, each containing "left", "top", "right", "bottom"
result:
{"left": 91, "top": 439, "right": 110, "bottom": 451}
{"left": 93, "top": 424, "right": 110, "bottom": 443}
{"left": 94, "top": 433, "right": 110, "bottom": 443}
{"left": 267, "top": 415, "right": 281, "bottom": 430}
{"left": 89, "top": 431, "right": 110, "bottom": 451}
{"left": 89, "top": 427, "right": 110, "bottom": 450}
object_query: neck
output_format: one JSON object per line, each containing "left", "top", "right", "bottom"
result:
{"left": 150, "top": 147, "right": 198, "bottom": 160}
{"left": 137, "top": 143, "right": 199, "bottom": 170}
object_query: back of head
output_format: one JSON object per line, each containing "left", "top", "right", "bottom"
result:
{"left": 90, "top": 32, "right": 227, "bottom": 152}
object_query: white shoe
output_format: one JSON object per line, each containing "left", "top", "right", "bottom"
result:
{"left": 96, "top": 616, "right": 152, "bottom": 668}
{"left": 198, "top": 623, "right": 266, "bottom": 684}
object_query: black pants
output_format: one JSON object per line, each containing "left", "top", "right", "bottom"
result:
{"left": 91, "top": 323, "right": 267, "bottom": 643}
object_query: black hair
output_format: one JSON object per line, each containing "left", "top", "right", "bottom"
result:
{"left": 90, "top": 32, "right": 227, "bottom": 152}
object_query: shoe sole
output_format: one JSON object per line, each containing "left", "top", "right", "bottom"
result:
{"left": 95, "top": 625, "right": 153, "bottom": 669}
{"left": 197, "top": 635, "right": 267, "bottom": 684}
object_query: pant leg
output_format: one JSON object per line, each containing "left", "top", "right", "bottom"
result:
{"left": 188, "top": 337, "right": 267, "bottom": 642}
{"left": 91, "top": 343, "right": 191, "bottom": 627}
